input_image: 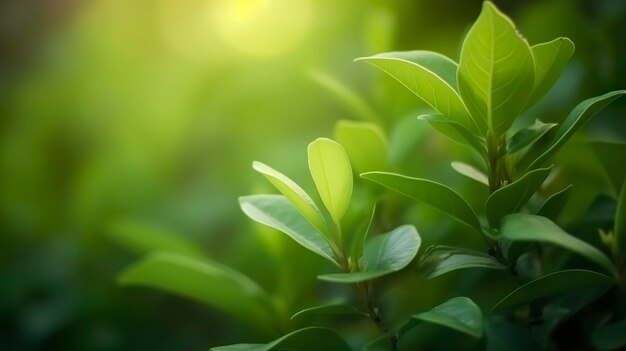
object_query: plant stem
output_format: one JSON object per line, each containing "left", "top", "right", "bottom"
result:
{"left": 355, "top": 282, "right": 397, "bottom": 351}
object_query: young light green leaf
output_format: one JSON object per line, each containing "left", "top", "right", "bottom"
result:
{"left": 592, "top": 319, "right": 626, "bottom": 351}
{"left": 504, "top": 120, "right": 557, "bottom": 156}
{"left": 291, "top": 304, "right": 367, "bottom": 320}
{"left": 591, "top": 141, "right": 626, "bottom": 196}
{"left": 485, "top": 166, "right": 552, "bottom": 228}
{"left": 334, "top": 120, "right": 388, "bottom": 174}
{"left": 457, "top": 1, "right": 535, "bottom": 136}
{"left": 239, "top": 195, "right": 339, "bottom": 267}
{"left": 307, "top": 69, "right": 381, "bottom": 123}
{"left": 491, "top": 269, "right": 614, "bottom": 313}
{"left": 418, "top": 245, "right": 507, "bottom": 279}
{"left": 252, "top": 161, "right": 328, "bottom": 235}
{"left": 526, "top": 37, "right": 575, "bottom": 108}
{"left": 108, "top": 220, "right": 204, "bottom": 258}
{"left": 211, "top": 327, "right": 352, "bottom": 351}
{"left": 118, "top": 252, "right": 275, "bottom": 331}
{"left": 451, "top": 161, "right": 488, "bottom": 186}
{"left": 616, "top": 183, "right": 626, "bottom": 256}
{"left": 308, "top": 138, "right": 353, "bottom": 225}
{"left": 400, "top": 297, "right": 484, "bottom": 338}
{"left": 361, "top": 171, "right": 481, "bottom": 232}
{"left": 318, "top": 225, "right": 420, "bottom": 283}
{"left": 527, "top": 90, "right": 626, "bottom": 171}
{"left": 537, "top": 185, "right": 573, "bottom": 220}
{"left": 418, "top": 114, "right": 487, "bottom": 158}
{"left": 356, "top": 51, "right": 475, "bottom": 132}
{"left": 499, "top": 214, "right": 616, "bottom": 275}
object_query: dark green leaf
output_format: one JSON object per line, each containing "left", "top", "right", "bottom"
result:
{"left": 334, "top": 120, "right": 388, "bottom": 174}
{"left": 526, "top": 37, "right": 575, "bottom": 108}
{"left": 504, "top": 120, "right": 557, "bottom": 156}
{"left": 361, "top": 171, "right": 481, "bottom": 232}
{"left": 451, "top": 161, "right": 488, "bottom": 186}
{"left": 537, "top": 185, "right": 573, "bottom": 220}
{"left": 499, "top": 214, "right": 615, "bottom": 275}
{"left": 527, "top": 90, "right": 626, "bottom": 171}
{"left": 591, "top": 141, "right": 626, "bottom": 196}
{"left": 418, "top": 114, "right": 487, "bottom": 158}
{"left": 400, "top": 297, "right": 484, "bottom": 338}
{"left": 592, "top": 319, "right": 626, "bottom": 350}
{"left": 616, "top": 183, "right": 626, "bottom": 256}
{"left": 291, "top": 304, "right": 367, "bottom": 320}
{"left": 458, "top": 1, "right": 535, "bottom": 136}
{"left": 363, "top": 335, "right": 391, "bottom": 351}
{"left": 485, "top": 167, "right": 552, "bottom": 228}
{"left": 108, "top": 220, "right": 204, "bottom": 257}
{"left": 418, "top": 245, "right": 507, "bottom": 279}
{"left": 119, "top": 252, "right": 275, "bottom": 331}
{"left": 491, "top": 269, "right": 614, "bottom": 313}
{"left": 318, "top": 225, "right": 420, "bottom": 283}
{"left": 356, "top": 51, "right": 474, "bottom": 132}
{"left": 239, "top": 195, "right": 339, "bottom": 266}
{"left": 211, "top": 327, "right": 352, "bottom": 351}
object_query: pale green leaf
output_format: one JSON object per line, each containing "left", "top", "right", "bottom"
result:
{"left": 418, "top": 114, "right": 487, "bottom": 157}
{"left": 400, "top": 297, "right": 484, "bottom": 338}
{"left": 291, "top": 304, "right": 367, "bottom": 320}
{"left": 537, "top": 185, "right": 573, "bottom": 220}
{"left": 318, "top": 225, "right": 420, "bottom": 283}
{"left": 418, "top": 245, "right": 507, "bottom": 279}
{"left": 334, "top": 120, "right": 388, "bottom": 174}
{"left": 239, "top": 195, "right": 339, "bottom": 267}
{"left": 108, "top": 220, "right": 204, "bottom": 258}
{"left": 485, "top": 166, "right": 552, "bottom": 228}
{"left": 457, "top": 1, "right": 535, "bottom": 136}
{"left": 527, "top": 90, "right": 626, "bottom": 171}
{"left": 451, "top": 161, "right": 488, "bottom": 186}
{"left": 526, "top": 37, "right": 575, "bottom": 108}
{"left": 118, "top": 252, "right": 275, "bottom": 331}
{"left": 499, "top": 214, "right": 615, "bottom": 275}
{"left": 505, "top": 120, "right": 557, "bottom": 156}
{"left": 361, "top": 171, "right": 481, "bottom": 231}
{"left": 356, "top": 51, "right": 474, "bottom": 132}
{"left": 308, "top": 138, "right": 353, "bottom": 224}
{"left": 491, "top": 269, "right": 614, "bottom": 313}
{"left": 211, "top": 327, "right": 352, "bottom": 351}
{"left": 252, "top": 161, "right": 328, "bottom": 235}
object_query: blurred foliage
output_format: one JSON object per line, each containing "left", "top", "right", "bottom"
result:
{"left": 0, "top": 0, "right": 625, "bottom": 350}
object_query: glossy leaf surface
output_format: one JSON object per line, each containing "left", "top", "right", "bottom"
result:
{"left": 526, "top": 37, "right": 575, "bottom": 108}
{"left": 418, "top": 114, "right": 486, "bottom": 157}
{"left": 362, "top": 171, "right": 481, "bottom": 231}
{"left": 537, "top": 185, "right": 573, "bottom": 220}
{"left": 308, "top": 138, "right": 353, "bottom": 225}
{"left": 401, "top": 297, "right": 484, "bottom": 338}
{"left": 318, "top": 225, "right": 420, "bottom": 283}
{"left": 458, "top": 2, "right": 534, "bottom": 136}
{"left": 240, "top": 195, "right": 338, "bottom": 266}
{"left": 505, "top": 120, "right": 557, "bottom": 156}
{"left": 418, "top": 245, "right": 507, "bottom": 279}
{"left": 451, "top": 161, "right": 488, "bottom": 186}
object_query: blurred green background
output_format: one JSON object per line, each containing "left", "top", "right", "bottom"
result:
{"left": 1, "top": 0, "right": 624, "bottom": 349}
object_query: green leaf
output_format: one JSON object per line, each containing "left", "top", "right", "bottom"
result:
{"left": 499, "top": 214, "right": 616, "bottom": 275}
{"left": 537, "top": 185, "right": 573, "bottom": 220}
{"left": 504, "top": 120, "right": 557, "bottom": 156}
{"left": 334, "top": 120, "right": 388, "bottom": 174}
{"left": 457, "top": 1, "right": 535, "bottom": 136}
{"left": 307, "top": 69, "right": 380, "bottom": 123}
{"left": 361, "top": 171, "right": 481, "bottom": 232}
{"left": 451, "top": 161, "right": 488, "bottom": 186}
{"left": 291, "top": 304, "right": 367, "bottom": 320}
{"left": 363, "top": 335, "right": 391, "bottom": 351}
{"left": 350, "top": 202, "right": 376, "bottom": 265}
{"left": 400, "top": 297, "right": 484, "bottom": 338}
{"left": 616, "top": 182, "right": 626, "bottom": 256}
{"left": 239, "top": 195, "right": 339, "bottom": 267}
{"left": 118, "top": 252, "right": 275, "bottom": 331}
{"left": 491, "top": 269, "right": 614, "bottom": 313}
{"left": 418, "top": 245, "right": 507, "bottom": 279}
{"left": 108, "top": 220, "right": 204, "bottom": 258}
{"left": 526, "top": 37, "right": 575, "bottom": 108}
{"left": 318, "top": 225, "right": 420, "bottom": 283}
{"left": 211, "top": 327, "right": 352, "bottom": 351}
{"left": 308, "top": 138, "right": 353, "bottom": 225}
{"left": 592, "top": 319, "right": 626, "bottom": 351}
{"left": 485, "top": 166, "right": 552, "bottom": 228}
{"left": 527, "top": 37, "right": 574, "bottom": 107}
{"left": 527, "top": 90, "right": 626, "bottom": 171}
{"left": 253, "top": 161, "right": 328, "bottom": 235}
{"left": 418, "top": 114, "right": 487, "bottom": 158}
{"left": 591, "top": 141, "right": 626, "bottom": 196}
{"left": 356, "top": 51, "right": 474, "bottom": 132}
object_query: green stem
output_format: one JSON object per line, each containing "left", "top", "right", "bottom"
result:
{"left": 355, "top": 282, "right": 397, "bottom": 351}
